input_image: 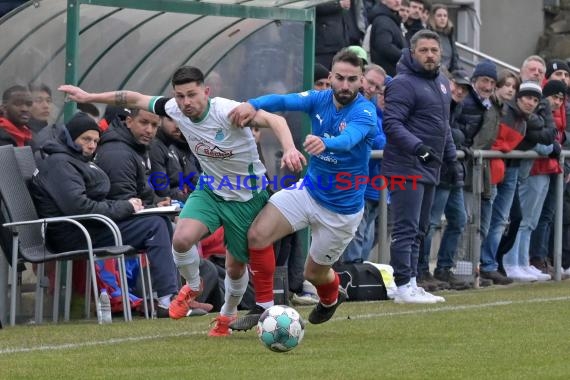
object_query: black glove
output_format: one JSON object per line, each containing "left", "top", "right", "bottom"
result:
{"left": 459, "top": 146, "right": 474, "bottom": 161}
{"left": 526, "top": 113, "right": 544, "bottom": 131}
{"left": 416, "top": 144, "right": 442, "bottom": 166}
{"left": 445, "top": 160, "right": 464, "bottom": 187}
{"left": 549, "top": 141, "right": 562, "bottom": 158}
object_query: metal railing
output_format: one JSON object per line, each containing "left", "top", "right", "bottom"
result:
{"left": 372, "top": 149, "right": 567, "bottom": 281}
{"left": 455, "top": 41, "right": 521, "bottom": 74}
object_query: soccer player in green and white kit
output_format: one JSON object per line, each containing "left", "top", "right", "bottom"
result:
{"left": 59, "top": 66, "right": 305, "bottom": 336}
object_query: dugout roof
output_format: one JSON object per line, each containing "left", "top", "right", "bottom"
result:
{"left": 0, "top": 0, "right": 331, "bottom": 121}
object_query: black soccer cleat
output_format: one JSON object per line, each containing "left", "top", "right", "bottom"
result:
{"left": 308, "top": 286, "right": 347, "bottom": 324}
{"left": 228, "top": 304, "right": 266, "bottom": 331}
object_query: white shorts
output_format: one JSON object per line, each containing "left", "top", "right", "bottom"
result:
{"left": 269, "top": 183, "right": 363, "bottom": 266}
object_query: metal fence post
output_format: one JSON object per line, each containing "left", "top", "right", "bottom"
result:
{"left": 553, "top": 154, "right": 564, "bottom": 281}
{"left": 378, "top": 187, "right": 389, "bottom": 264}
{"left": 469, "top": 153, "right": 483, "bottom": 279}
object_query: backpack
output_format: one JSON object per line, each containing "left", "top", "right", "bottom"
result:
{"left": 335, "top": 262, "right": 388, "bottom": 301}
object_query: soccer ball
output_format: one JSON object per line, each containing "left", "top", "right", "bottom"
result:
{"left": 256, "top": 305, "right": 305, "bottom": 353}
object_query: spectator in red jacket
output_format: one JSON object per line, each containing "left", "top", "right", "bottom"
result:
{"left": 0, "top": 85, "right": 33, "bottom": 147}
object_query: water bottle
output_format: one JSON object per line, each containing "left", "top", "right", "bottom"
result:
{"left": 98, "top": 289, "right": 112, "bottom": 324}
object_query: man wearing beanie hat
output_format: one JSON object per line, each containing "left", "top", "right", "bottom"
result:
{"left": 31, "top": 110, "right": 194, "bottom": 317}
{"left": 542, "top": 79, "right": 567, "bottom": 100}
{"left": 523, "top": 76, "right": 569, "bottom": 275}
{"left": 455, "top": 60, "right": 497, "bottom": 149}
{"left": 313, "top": 63, "right": 330, "bottom": 91}
{"left": 545, "top": 59, "right": 570, "bottom": 85}
{"left": 471, "top": 59, "right": 497, "bottom": 100}
{"left": 472, "top": 59, "right": 498, "bottom": 81}
{"left": 65, "top": 112, "right": 100, "bottom": 150}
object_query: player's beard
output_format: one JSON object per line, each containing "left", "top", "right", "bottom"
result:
{"left": 333, "top": 88, "right": 357, "bottom": 106}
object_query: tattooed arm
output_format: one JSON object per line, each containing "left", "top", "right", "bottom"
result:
{"left": 58, "top": 85, "right": 154, "bottom": 112}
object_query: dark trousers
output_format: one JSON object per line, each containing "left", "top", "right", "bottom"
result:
{"left": 530, "top": 174, "right": 558, "bottom": 263}
{"left": 390, "top": 181, "right": 436, "bottom": 286}
{"left": 275, "top": 231, "right": 305, "bottom": 294}
{"left": 497, "top": 188, "right": 521, "bottom": 273}
{"left": 53, "top": 215, "right": 179, "bottom": 298}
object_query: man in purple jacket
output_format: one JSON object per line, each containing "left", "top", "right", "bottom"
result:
{"left": 382, "top": 29, "right": 461, "bottom": 303}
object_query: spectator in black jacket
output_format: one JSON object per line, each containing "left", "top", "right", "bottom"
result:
{"left": 315, "top": 0, "right": 351, "bottom": 70}
{"left": 95, "top": 108, "right": 170, "bottom": 207}
{"left": 368, "top": 0, "right": 407, "bottom": 76}
{"left": 30, "top": 112, "right": 190, "bottom": 316}
{"left": 149, "top": 115, "right": 200, "bottom": 202}
{"left": 404, "top": 0, "right": 426, "bottom": 43}
{"left": 344, "top": 0, "right": 367, "bottom": 46}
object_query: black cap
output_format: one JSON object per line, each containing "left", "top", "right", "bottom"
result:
{"left": 451, "top": 69, "right": 472, "bottom": 87}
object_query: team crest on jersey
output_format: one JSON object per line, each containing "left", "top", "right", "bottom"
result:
{"left": 215, "top": 128, "right": 224, "bottom": 141}
{"left": 339, "top": 120, "right": 347, "bottom": 132}
{"left": 195, "top": 142, "right": 233, "bottom": 159}
{"left": 440, "top": 84, "right": 447, "bottom": 94}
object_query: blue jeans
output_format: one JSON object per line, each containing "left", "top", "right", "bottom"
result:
{"left": 390, "top": 181, "right": 435, "bottom": 286}
{"left": 342, "top": 199, "right": 379, "bottom": 263}
{"left": 418, "top": 186, "right": 467, "bottom": 273}
{"left": 480, "top": 166, "right": 519, "bottom": 272}
{"left": 530, "top": 173, "right": 558, "bottom": 262}
{"left": 503, "top": 175, "right": 550, "bottom": 267}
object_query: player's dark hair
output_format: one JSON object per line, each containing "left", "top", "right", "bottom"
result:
{"left": 127, "top": 108, "right": 141, "bottom": 118}
{"left": 332, "top": 48, "right": 364, "bottom": 72}
{"left": 171, "top": 66, "right": 205, "bottom": 87}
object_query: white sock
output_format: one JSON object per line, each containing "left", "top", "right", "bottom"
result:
{"left": 172, "top": 245, "right": 201, "bottom": 290}
{"left": 410, "top": 277, "right": 417, "bottom": 288}
{"left": 220, "top": 271, "right": 249, "bottom": 316}
{"left": 158, "top": 294, "right": 172, "bottom": 309}
{"left": 257, "top": 301, "right": 273, "bottom": 309}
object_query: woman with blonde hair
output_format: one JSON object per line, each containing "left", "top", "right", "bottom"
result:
{"left": 429, "top": 3, "right": 459, "bottom": 72}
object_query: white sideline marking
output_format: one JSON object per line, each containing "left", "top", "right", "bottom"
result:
{"left": 337, "top": 295, "right": 570, "bottom": 321}
{"left": 1, "top": 295, "right": 569, "bottom": 355}
{"left": 0, "top": 330, "right": 204, "bottom": 355}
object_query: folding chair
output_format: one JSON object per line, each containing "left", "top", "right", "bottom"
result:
{"left": 0, "top": 145, "right": 134, "bottom": 326}
{"left": 14, "top": 146, "right": 154, "bottom": 320}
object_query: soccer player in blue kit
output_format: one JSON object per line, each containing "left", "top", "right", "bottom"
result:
{"left": 229, "top": 48, "right": 377, "bottom": 330}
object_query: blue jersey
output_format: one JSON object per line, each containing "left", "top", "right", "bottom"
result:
{"left": 249, "top": 89, "right": 377, "bottom": 214}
